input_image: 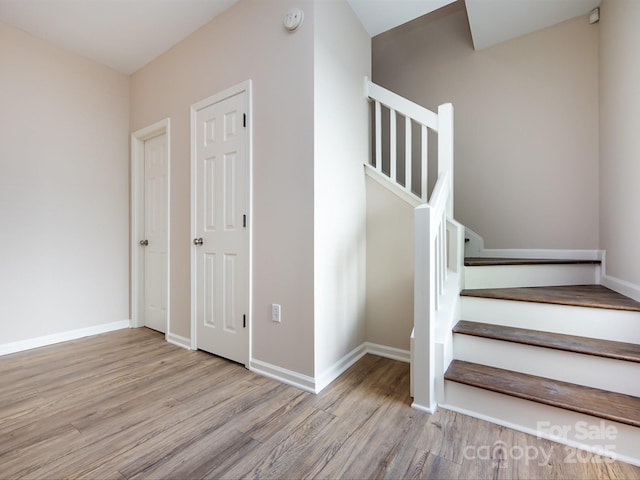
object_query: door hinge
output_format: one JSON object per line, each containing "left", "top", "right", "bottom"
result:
{"left": 243, "top": 314, "right": 246, "bottom": 328}
{"left": 243, "top": 113, "right": 246, "bottom": 128}
{"left": 243, "top": 214, "right": 247, "bottom": 228}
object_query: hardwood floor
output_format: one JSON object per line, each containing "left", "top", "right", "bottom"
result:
{"left": 1, "top": 328, "right": 639, "bottom": 479}
{"left": 464, "top": 258, "right": 601, "bottom": 267}
{"left": 453, "top": 320, "right": 640, "bottom": 363}
{"left": 445, "top": 360, "right": 640, "bottom": 427}
{"left": 461, "top": 285, "right": 640, "bottom": 311}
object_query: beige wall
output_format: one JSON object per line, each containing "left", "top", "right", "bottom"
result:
{"left": 599, "top": 0, "right": 640, "bottom": 291}
{"left": 373, "top": 3, "right": 600, "bottom": 250}
{"left": 314, "top": 0, "right": 370, "bottom": 376}
{"left": 365, "top": 178, "right": 414, "bottom": 350}
{"left": 130, "top": 0, "right": 317, "bottom": 376}
{"left": 0, "top": 22, "right": 130, "bottom": 344}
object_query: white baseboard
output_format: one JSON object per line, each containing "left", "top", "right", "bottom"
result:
{"left": 0, "top": 320, "right": 130, "bottom": 357}
{"left": 411, "top": 400, "right": 437, "bottom": 414}
{"left": 166, "top": 332, "right": 192, "bottom": 350}
{"left": 315, "top": 343, "right": 368, "bottom": 393}
{"left": 315, "top": 343, "right": 410, "bottom": 392}
{"left": 364, "top": 342, "right": 411, "bottom": 363}
{"left": 250, "top": 359, "right": 317, "bottom": 393}
{"left": 598, "top": 251, "right": 640, "bottom": 302}
{"left": 602, "top": 273, "right": 640, "bottom": 303}
{"left": 250, "top": 342, "right": 411, "bottom": 395}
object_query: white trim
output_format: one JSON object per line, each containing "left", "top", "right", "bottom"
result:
{"left": 250, "top": 359, "right": 316, "bottom": 393}
{"left": 315, "top": 344, "right": 368, "bottom": 392}
{"left": 317, "top": 342, "right": 411, "bottom": 390}
{"left": 411, "top": 400, "right": 437, "bottom": 414}
{"left": 250, "top": 342, "right": 410, "bottom": 395}
{"left": 166, "top": 333, "right": 192, "bottom": 350}
{"left": 601, "top": 274, "right": 640, "bottom": 303}
{"left": 190, "top": 93, "right": 197, "bottom": 349}
{"left": 364, "top": 342, "right": 411, "bottom": 363}
{"left": 131, "top": 118, "right": 171, "bottom": 334}
{"left": 600, "top": 251, "right": 640, "bottom": 302}
{"left": 364, "top": 164, "right": 421, "bottom": 207}
{"left": 0, "top": 320, "right": 130, "bottom": 356}
{"left": 365, "top": 79, "right": 439, "bottom": 130}
{"left": 463, "top": 226, "right": 485, "bottom": 257}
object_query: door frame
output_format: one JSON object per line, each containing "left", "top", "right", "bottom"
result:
{"left": 131, "top": 118, "right": 171, "bottom": 333}
{"left": 190, "top": 80, "right": 253, "bottom": 358}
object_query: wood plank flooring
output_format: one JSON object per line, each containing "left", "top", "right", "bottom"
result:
{"left": 461, "top": 285, "right": 640, "bottom": 311}
{"left": 2, "top": 328, "right": 640, "bottom": 479}
{"left": 445, "top": 360, "right": 640, "bottom": 428}
{"left": 453, "top": 320, "right": 640, "bottom": 363}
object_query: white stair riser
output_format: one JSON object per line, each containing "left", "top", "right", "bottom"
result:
{"left": 461, "top": 297, "right": 640, "bottom": 344}
{"left": 453, "top": 334, "right": 640, "bottom": 397}
{"left": 443, "top": 381, "right": 640, "bottom": 467}
{"left": 464, "top": 264, "right": 599, "bottom": 289}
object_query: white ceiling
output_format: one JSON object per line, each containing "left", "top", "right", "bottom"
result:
{"left": 346, "top": 0, "right": 456, "bottom": 37}
{"left": 0, "top": 0, "right": 239, "bottom": 75}
{"left": 0, "top": 0, "right": 601, "bottom": 76}
{"left": 465, "top": 0, "right": 600, "bottom": 50}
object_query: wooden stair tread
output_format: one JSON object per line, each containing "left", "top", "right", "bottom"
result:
{"left": 453, "top": 320, "right": 640, "bottom": 363}
{"left": 464, "top": 257, "right": 601, "bottom": 267}
{"left": 445, "top": 360, "right": 640, "bottom": 428}
{"left": 460, "top": 285, "right": 640, "bottom": 312}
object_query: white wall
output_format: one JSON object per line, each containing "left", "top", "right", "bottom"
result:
{"left": 373, "top": 3, "right": 600, "bottom": 250}
{"left": 599, "top": 0, "right": 640, "bottom": 294}
{"left": 313, "top": 0, "right": 370, "bottom": 378}
{"left": 130, "top": 0, "right": 317, "bottom": 376}
{"left": 0, "top": 22, "right": 130, "bottom": 346}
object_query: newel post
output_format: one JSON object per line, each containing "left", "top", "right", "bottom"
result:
{"left": 412, "top": 203, "right": 437, "bottom": 413}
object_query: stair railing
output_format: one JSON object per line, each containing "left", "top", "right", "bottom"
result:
{"left": 365, "top": 78, "right": 454, "bottom": 413}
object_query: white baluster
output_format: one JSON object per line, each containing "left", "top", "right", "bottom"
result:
{"left": 375, "top": 101, "right": 382, "bottom": 173}
{"left": 405, "top": 116, "right": 412, "bottom": 195}
{"left": 421, "top": 125, "right": 428, "bottom": 202}
{"left": 390, "top": 108, "right": 397, "bottom": 182}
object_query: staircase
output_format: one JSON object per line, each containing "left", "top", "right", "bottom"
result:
{"left": 363, "top": 79, "right": 640, "bottom": 465}
{"left": 442, "top": 257, "right": 640, "bottom": 465}
{"left": 365, "top": 78, "right": 459, "bottom": 413}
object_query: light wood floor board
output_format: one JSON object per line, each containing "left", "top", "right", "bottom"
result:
{"left": 1, "top": 327, "right": 639, "bottom": 479}
{"left": 460, "top": 285, "right": 640, "bottom": 311}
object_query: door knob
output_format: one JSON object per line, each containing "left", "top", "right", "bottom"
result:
{"left": 139, "top": 239, "right": 149, "bottom": 246}
{"left": 193, "top": 237, "right": 204, "bottom": 246}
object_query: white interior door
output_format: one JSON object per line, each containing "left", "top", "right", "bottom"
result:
{"left": 142, "top": 133, "right": 168, "bottom": 333}
{"left": 192, "top": 83, "right": 250, "bottom": 366}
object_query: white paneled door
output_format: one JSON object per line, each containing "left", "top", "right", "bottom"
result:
{"left": 192, "top": 83, "right": 251, "bottom": 366}
{"left": 142, "top": 132, "right": 168, "bottom": 333}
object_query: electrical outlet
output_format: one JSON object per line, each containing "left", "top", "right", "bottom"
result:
{"left": 271, "top": 304, "right": 281, "bottom": 323}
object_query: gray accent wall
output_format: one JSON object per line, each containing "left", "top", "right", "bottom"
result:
{"left": 373, "top": 2, "right": 600, "bottom": 250}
